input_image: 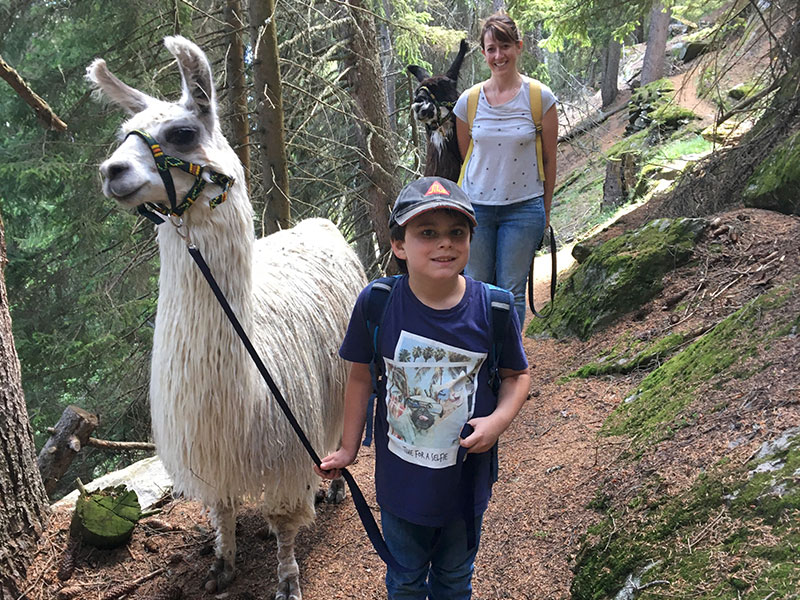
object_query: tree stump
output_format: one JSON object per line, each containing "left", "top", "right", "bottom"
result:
{"left": 37, "top": 405, "right": 98, "bottom": 495}
{"left": 602, "top": 152, "right": 639, "bottom": 211}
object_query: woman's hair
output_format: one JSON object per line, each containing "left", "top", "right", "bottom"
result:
{"left": 480, "top": 13, "right": 521, "bottom": 49}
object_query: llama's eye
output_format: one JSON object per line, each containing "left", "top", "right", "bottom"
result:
{"left": 165, "top": 127, "right": 197, "bottom": 146}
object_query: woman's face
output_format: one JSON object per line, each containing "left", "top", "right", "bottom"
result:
{"left": 481, "top": 30, "right": 522, "bottom": 76}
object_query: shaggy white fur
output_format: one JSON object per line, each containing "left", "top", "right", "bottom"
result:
{"left": 87, "top": 36, "right": 366, "bottom": 598}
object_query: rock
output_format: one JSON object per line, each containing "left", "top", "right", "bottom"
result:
{"left": 527, "top": 217, "right": 708, "bottom": 340}
{"left": 743, "top": 130, "right": 800, "bottom": 216}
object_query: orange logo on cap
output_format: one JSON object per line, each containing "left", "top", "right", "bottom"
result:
{"left": 425, "top": 181, "right": 450, "bottom": 196}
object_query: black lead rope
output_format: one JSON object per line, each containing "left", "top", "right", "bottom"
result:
{"left": 528, "top": 225, "right": 557, "bottom": 318}
{"left": 186, "top": 244, "right": 409, "bottom": 574}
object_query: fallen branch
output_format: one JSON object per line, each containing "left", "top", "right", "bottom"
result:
{"left": 558, "top": 101, "right": 630, "bottom": 144}
{"left": 715, "top": 78, "right": 780, "bottom": 126}
{"left": 46, "top": 427, "right": 155, "bottom": 451}
{"left": 100, "top": 567, "right": 166, "bottom": 600}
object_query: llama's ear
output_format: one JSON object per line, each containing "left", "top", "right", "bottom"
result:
{"left": 163, "top": 36, "right": 216, "bottom": 122}
{"left": 407, "top": 65, "right": 431, "bottom": 83}
{"left": 86, "top": 59, "right": 154, "bottom": 116}
{"left": 445, "top": 39, "right": 469, "bottom": 83}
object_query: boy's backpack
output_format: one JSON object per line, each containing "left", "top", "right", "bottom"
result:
{"left": 457, "top": 79, "right": 546, "bottom": 186}
{"left": 361, "top": 275, "right": 512, "bottom": 446}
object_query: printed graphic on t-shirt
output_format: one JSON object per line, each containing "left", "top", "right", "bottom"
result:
{"left": 383, "top": 331, "right": 486, "bottom": 469}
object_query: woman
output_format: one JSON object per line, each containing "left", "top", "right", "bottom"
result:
{"left": 454, "top": 12, "right": 558, "bottom": 327}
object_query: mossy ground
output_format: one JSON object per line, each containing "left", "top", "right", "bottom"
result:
{"left": 571, "top": 277, "right": 800, "bottom": 600}
{"left": 602, "top": 279, "right": 799, "bottom": 446}
{"left": 572, "top": 436, "right": 800, "bottom": 600}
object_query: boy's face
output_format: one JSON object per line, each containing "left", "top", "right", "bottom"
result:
{"left": 391, "top": 209, "right": 470, "bottom": 282}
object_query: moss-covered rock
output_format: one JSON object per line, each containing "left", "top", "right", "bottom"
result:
{"left": 743, "top": 129, "right": 800, "bottom": 216}
{"left": 526, "top": 218, "right": 707, "bottom": 340}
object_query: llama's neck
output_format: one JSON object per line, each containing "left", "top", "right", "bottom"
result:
{"left": 155, "top": 176, "right": 254, "bottom": 328}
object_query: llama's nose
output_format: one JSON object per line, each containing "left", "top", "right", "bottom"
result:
{"left": 101, "top": 161, "right": 129, "bottom": 183}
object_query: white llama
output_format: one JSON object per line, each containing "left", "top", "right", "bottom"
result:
{"left": 87, "top": 37, "right": 366, "bottom": 598}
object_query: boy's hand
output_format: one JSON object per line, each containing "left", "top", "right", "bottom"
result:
{"left": 459, "top": 416, "right": 505, "bottom": 454}
{"left": 314, "top": 447, "right": 358, "bottom": 480}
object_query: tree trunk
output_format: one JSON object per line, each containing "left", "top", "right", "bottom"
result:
{"left": 250, "top": 0, "right": 290, "bottom": 234}
{"left": 379, "top": 0, "right": 396, "bottom": 132}
{"left": 343, "top": 0, "right": 401, "bottom": 268}
{"left": 0, "top": 209, "right": 49, "bottom": 599}
{"left": 225, "top": 0, "right": 251, "bottom": 194}
{"left": 640, "top": 1, "right": 672, "bottom": 86}
{"left": 601, "top": 38, "right": 622, "bottom": 108}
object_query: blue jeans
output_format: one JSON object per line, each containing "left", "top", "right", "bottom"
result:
{"left": 466, "top": 197, "right": 546, "bottom": 327}
{"left": 382, "top": 510, "right": 483, "bottom": 600}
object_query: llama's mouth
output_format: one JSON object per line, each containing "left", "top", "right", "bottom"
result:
{"left": 107, "top": 183, "right": 145, "bottom": 205}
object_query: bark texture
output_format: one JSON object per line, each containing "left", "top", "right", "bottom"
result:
{"left": 601, "top": 39, "right": 622, "bottom": 108}
{"left": 0, "top": 210, "right": 49, "bottom": 599}
{"left": 344, "top": 0, "right": 401, "bottom": 268}
{"left": 640, "top": 1, "right": 672, "bottom": 86}
{"left": 250, "top": 0, "right": 290, "bottom": 234}
{"left": 225, "top": 0, "right": 251, "bottom": 193}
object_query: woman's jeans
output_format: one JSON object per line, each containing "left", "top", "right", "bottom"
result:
{"left": 382, "top": 510, "right": 484, "bottom": 600}
{"left": 466, "top": 196, "right": 546, "bottom": 327}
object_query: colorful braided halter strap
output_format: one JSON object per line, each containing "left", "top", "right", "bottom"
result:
{"left": 126, "top": 129, "right": 234, "bottom": 224}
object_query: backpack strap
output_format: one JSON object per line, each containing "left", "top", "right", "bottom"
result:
{"left": 457, "top": 83, "right": 482, "bottom": 187}
{"left": 458, "top": 81, "right": 546, "bottom": 186}
{"left": 483, "top": 283, "right": 513, "bottom": 396}
{"left": 528, "top": 79, "right": 546, "bottom": 183}
{"left": 362, "top": 276, "right": 401, "bottom": 446}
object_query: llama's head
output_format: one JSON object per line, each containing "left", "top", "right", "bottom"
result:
{"left": 407, "top": 39, "right": 468, "bottom": 131}
{"left": 87, "top": 36, "right": 238, "bottom": 219}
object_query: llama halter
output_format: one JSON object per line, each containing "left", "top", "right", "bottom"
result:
{"left": 416, "top": 85, "right": 457, "bottom": 130}
{"left": 126, "top": 129, "right": 233, "bottom": 224}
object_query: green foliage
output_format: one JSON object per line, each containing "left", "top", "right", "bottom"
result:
{"left": 0, "top": 0, "right": 186, "bottom": 496}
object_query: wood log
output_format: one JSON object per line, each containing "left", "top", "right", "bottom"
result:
{"left": 37, "top": 405, "right": 98, "bottom": 495}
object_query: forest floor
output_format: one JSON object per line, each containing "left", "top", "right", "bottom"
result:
{"left": 20, "top": 37, "right": 799, "bottom": 600}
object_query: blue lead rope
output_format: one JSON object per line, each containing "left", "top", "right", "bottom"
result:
{"left": 187, "top": 244, "right": 409, "bottom": 573}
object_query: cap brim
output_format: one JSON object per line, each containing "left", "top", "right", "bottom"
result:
{"left": 392, "top": 202, "right": 477, "bottom": 227}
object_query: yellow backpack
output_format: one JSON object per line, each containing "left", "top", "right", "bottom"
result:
{"left": 457, "top": 79, "right": 545, "bottom": 186}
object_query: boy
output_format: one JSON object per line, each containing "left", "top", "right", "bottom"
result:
{"left": 317, "top": 177, "right": 530, "bottom": 599}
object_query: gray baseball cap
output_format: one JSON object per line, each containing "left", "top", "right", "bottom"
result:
{"left": 389, "top": 177, "right": 477, "bottom": 228}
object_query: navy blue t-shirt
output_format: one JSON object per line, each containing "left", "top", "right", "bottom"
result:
{"left": 339, "top": 275, "right": 528, "bottom": 527}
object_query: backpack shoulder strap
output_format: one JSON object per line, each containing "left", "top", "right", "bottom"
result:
{"left": 465, "top": 83, "right": 482, "bottom": 132}
{"left": 365, "top": 276, "right": 399, "bottom": 360}
{"left": 457, "top": 83, "right": 483, "bottom": 187}
{"left": 483, "top": 283, "right": 513, "bottom": 395}
{"left": 528, "top": 79, "right": 546, "bottom": 183}
{"left": 362, "top": 275, "right": 401, "bottom": 446}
